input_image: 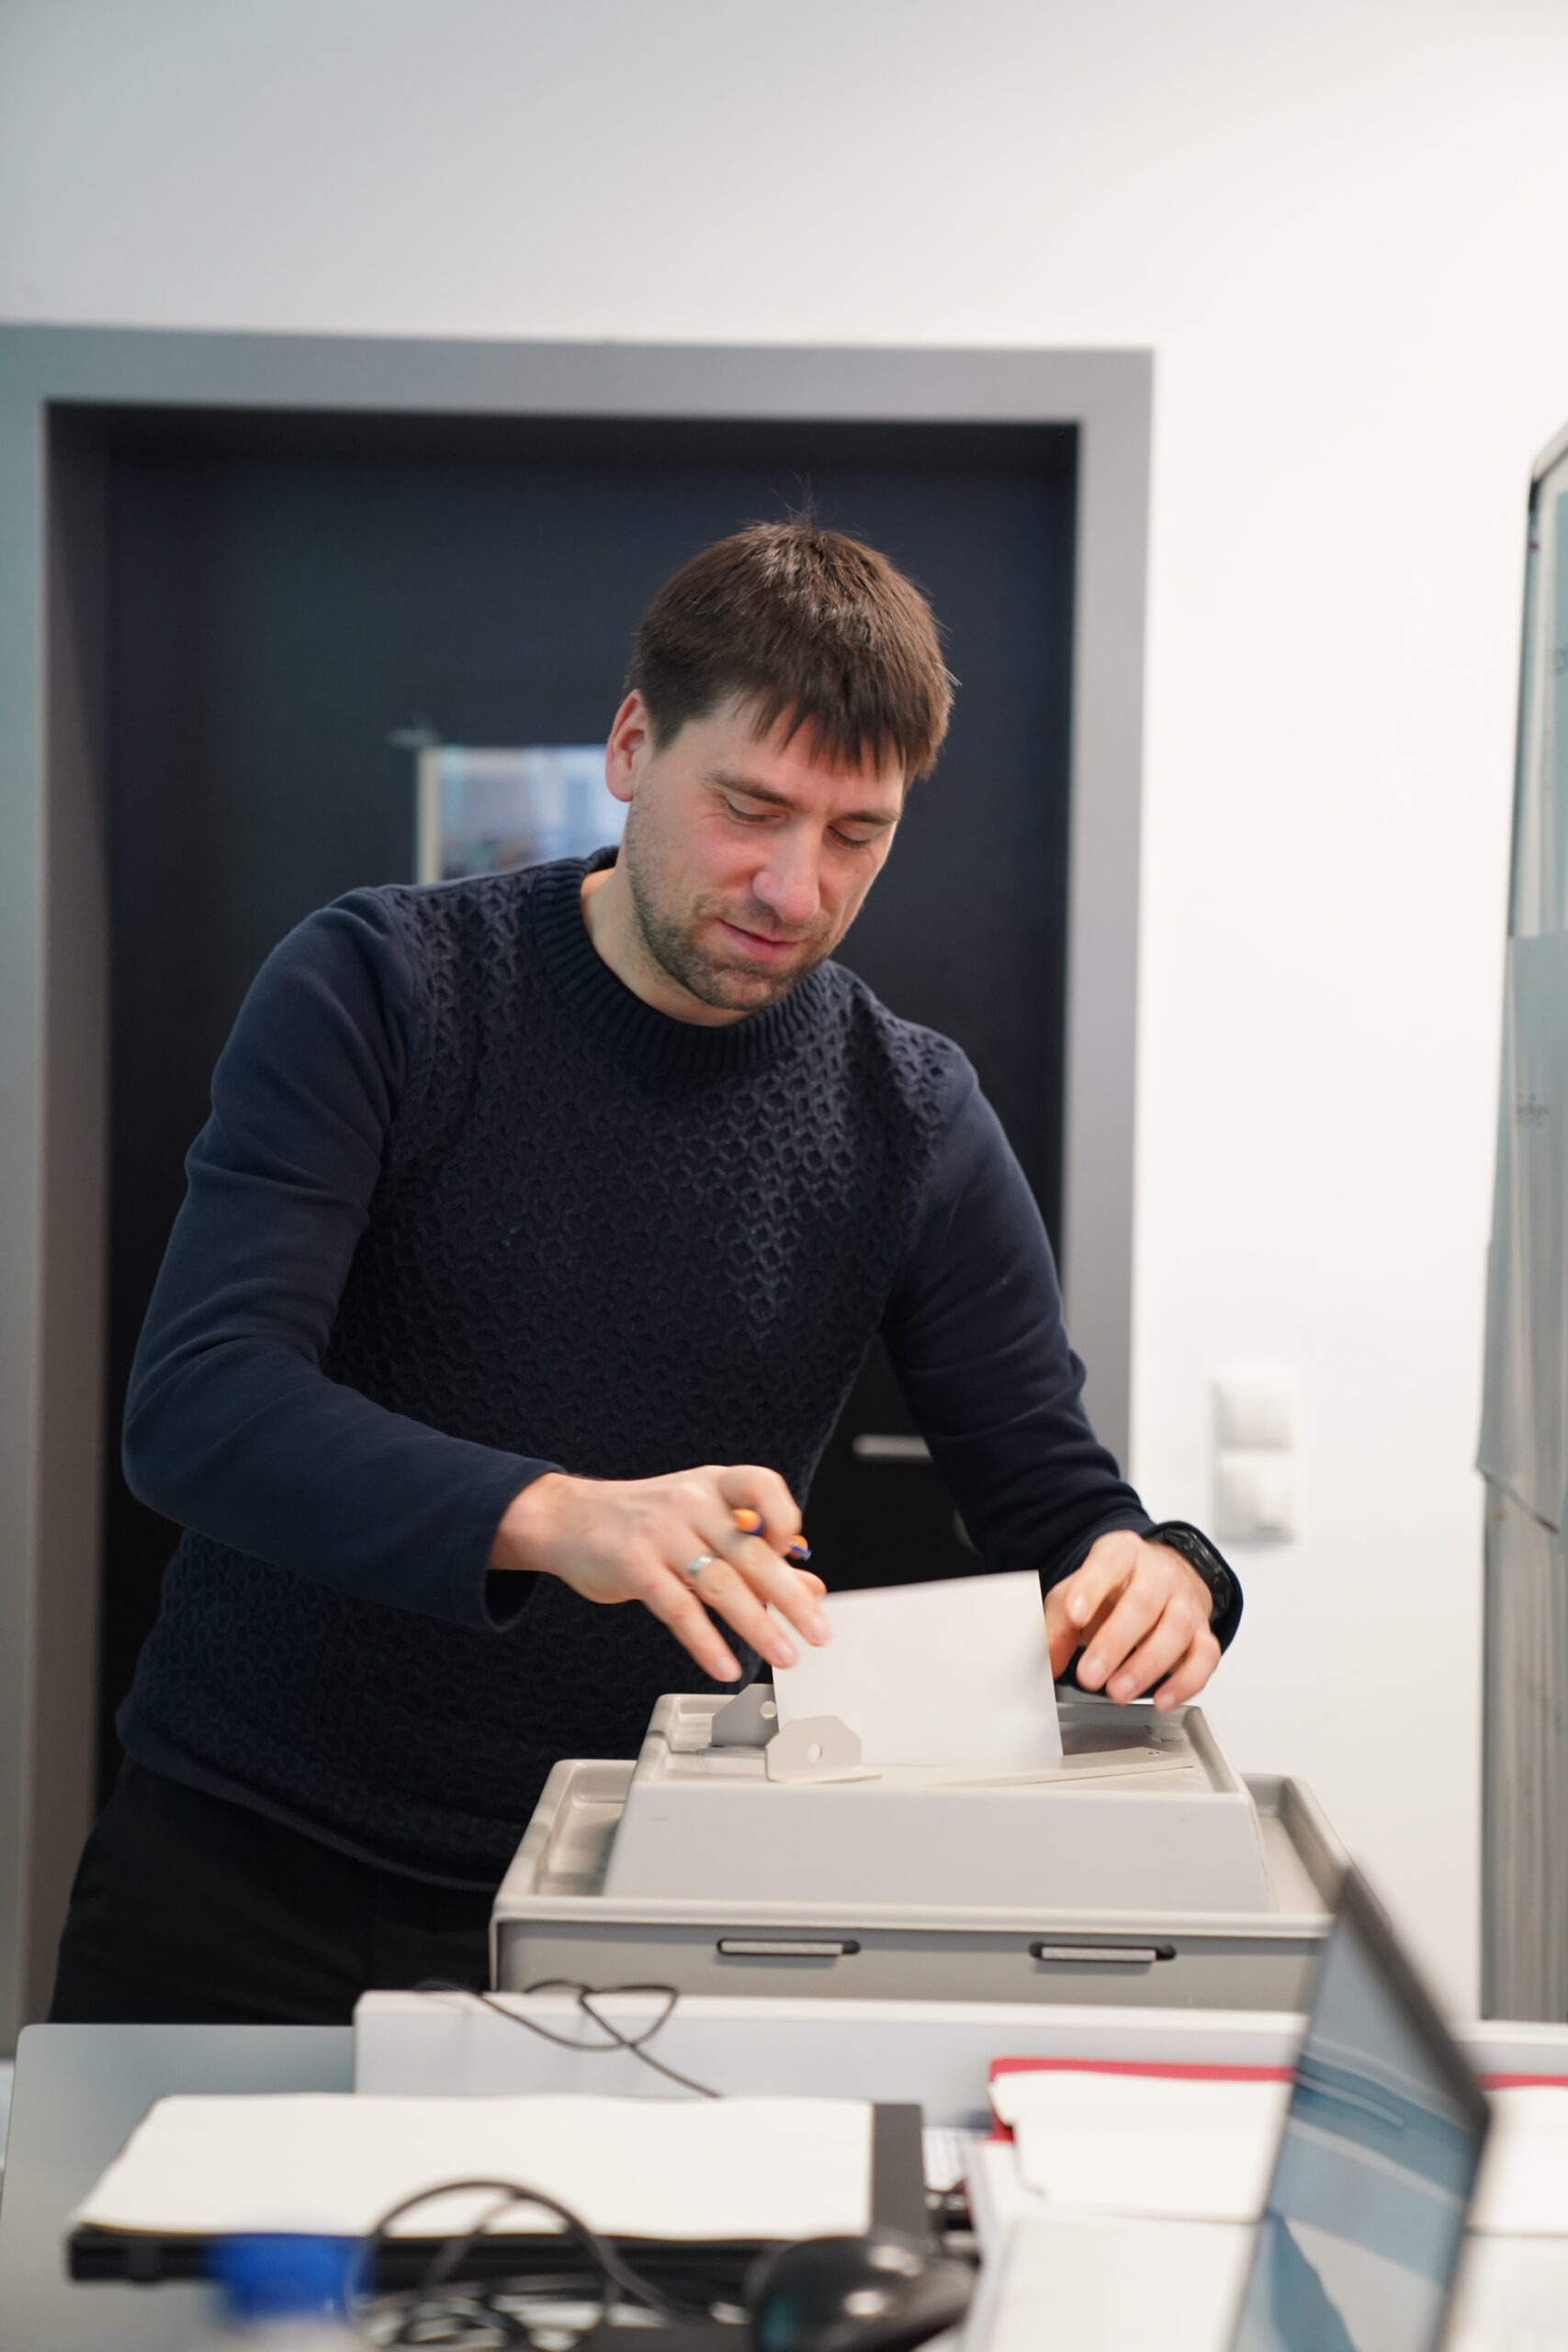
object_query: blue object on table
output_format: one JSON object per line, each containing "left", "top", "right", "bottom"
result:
{"left": 210, "top": 2233, "right": 355, "bottom": 2321}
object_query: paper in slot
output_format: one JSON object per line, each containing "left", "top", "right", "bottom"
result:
{"left": 772, "top": 1567, "right": 1061, "bottom": 1769}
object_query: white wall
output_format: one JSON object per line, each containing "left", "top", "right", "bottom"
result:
{"left": 6, "top": 0, "right": 1568, "bottom": 2009}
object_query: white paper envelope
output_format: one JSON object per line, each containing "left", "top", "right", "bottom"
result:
{"left": 773, "top": 1568, "right": 1061, "bottom": 1767}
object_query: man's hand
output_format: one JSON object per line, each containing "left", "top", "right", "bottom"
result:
{"left": 1045, "top": 1530, "right": 1221, "bottom": 1712}
{"left": 491, "top": 1464, "right": 829, "bottom": 1683}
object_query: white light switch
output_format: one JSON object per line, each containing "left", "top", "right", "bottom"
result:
{"left": 1212, "top": 1368, "right": 1301, "bottom": 1543}
{"left": 1213, "top": 1449, "right": 1299, "bottom": 1542}
{"left": 1213, "top": 1368, "right": 1299, "bottom": 1453}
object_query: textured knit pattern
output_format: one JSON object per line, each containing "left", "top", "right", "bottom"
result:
{"left": 124, "top": 859, "right": 960, "bottom": 1883}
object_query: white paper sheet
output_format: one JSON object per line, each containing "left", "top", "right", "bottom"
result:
{"left": 72, "top": 2093, "right": 873, "bottom": 2244}
{"left": 1471, "top": 2086, "right": 1568, "bottom": 2234}
{"left": 999, "top": 2069, "right": 1290, "bottom": 2223}
{"left": 1449, "top": 2232, "right": 1568, "bottom": 2346}
{"left": 773, "top": 1569, "right": 1061, "bottom": 1768}
{"left": 964, "top": 2138, "right": 1048, "bottom": 2256}
{"left": 978, "top": 2213, "right": 1254, "bottom": 2352}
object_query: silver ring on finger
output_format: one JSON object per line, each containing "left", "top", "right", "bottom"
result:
{"left": 682, "top": 1553, "right": 718, "bottom": 1582}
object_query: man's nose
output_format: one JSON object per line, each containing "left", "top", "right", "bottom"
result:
{"left": 751, "top": 842, "right": 822, "bottom": 930}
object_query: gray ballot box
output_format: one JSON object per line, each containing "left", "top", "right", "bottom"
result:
{"left": 491, "top": 1691, "right": 1345, "bottom": 2010}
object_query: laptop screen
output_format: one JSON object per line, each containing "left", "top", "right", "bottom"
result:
{"left": 1231, "top": 1868, "right": 1491, "bottom": 2352}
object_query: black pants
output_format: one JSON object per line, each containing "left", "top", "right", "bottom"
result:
{"left": 49, "top": 1761, "right": 494, "bottom": 2025}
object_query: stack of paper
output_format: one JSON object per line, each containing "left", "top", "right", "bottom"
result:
{"left": 1472, "top": 2084, "right": 1568, "bottom": 2234}
{"left": 988, "top": 2063, "right": 1292, "bottom": 2224}
{"left": 73, "top": 2093, "right": 873, "bottom": 2244}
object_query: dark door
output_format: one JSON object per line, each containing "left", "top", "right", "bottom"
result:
{"left": 100, "top": 409, "right": 1076, "bottom": 1791}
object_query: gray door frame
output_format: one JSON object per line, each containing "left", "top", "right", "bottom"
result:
{"left": 0, "top": 328, "right": 1153, "bottom": 2041}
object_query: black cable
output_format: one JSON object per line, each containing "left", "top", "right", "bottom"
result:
{"left": 352, "top": 2174, "right": 732, "bottom": 2347}
{"left": 412, "top": 1978, "right": 720, "bottom": 2101}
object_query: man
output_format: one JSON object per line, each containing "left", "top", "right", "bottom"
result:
{"left": 51, "top": 522, "right": 1239, "bottom": 2025}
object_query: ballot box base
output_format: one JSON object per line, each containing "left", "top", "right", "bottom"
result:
{"left": 491, "top": 1695, "right": 1346, "bottom": 2012}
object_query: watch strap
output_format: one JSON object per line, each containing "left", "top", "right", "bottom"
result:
{"left": 1143, "top": 1518, "right": 1243, "bottom": 1650}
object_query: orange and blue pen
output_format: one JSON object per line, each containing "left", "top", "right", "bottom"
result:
{"left": 731, "top": 1506, "right": 811, "bottom": 1564}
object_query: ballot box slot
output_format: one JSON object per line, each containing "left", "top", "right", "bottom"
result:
{"left": 1028, "top": 1940, "right": 1176, "bottom": 1967}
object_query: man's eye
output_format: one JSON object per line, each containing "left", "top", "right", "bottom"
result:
{"left": 831, "top": 831, "right": 876, "bottom": 852}
{"left": 723, "top": 800, "right": 771, "bottom": 824}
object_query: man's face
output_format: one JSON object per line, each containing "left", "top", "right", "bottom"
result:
{"left": 604, "top": 690, "right": 906, "bottom": 1017}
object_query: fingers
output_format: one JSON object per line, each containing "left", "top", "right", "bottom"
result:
{"left": 1058, "top": 1535, "right": 1220, "bottom": 1708}
{"left": 1046, "top": 1542, "right": 1134, "bottom": 1679}
{"left": 705, "top": 1467, "right": 825, "bottom": 1651}
{"left": 643, "top": 1461, "right": 826, "bottom": 1675}
{"left": 1043, "top": 1583, "right": 1082, "bottom": 1681}
{"left": 1151, "top": 1630, "right": 1222, "bottom": 1712}
{"left": 716, "top": 1526, "right": 829, "bottom": 1646}
{"left": 1056, "top": 1530, "right": 1141, "bottom": 1640}
{"left": 1077, "top": 1566, "right": 1173, "bottom": 1692}
{"left": 527, "top": 1461, "right": 824, "bottom": 1683}
{"left": 716, "top": 1464, "right": 803, "bottom": 1554}
{"left": 679, "top": 1545, "right": 805, "bottom": 1672}
{"left": 1098, "top": 1604, "right": 1198, "bottom": 1702}
{"left": 641, "top": 1545, "right": 823, "bottom": 1683}
{"left": 715, "top": 1508, "right": 831, "bottom": 1636}
{"left": 731, "top": 1505, "right": 812, "bottom": 1565}
{"left": 628, "top": 1556, "right": 744, "bottom": 1684}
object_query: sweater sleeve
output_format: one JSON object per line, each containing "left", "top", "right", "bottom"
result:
{"left": 121, "top": 891, "right": 558, "bottom": 1631}
{"left": 885, "top": 1059, "right": 1237, "bottom": 1639}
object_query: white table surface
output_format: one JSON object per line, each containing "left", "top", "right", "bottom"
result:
{"left": 11, "top": 2013, "right": 1568, "bottom": 2350}
{"left": 965, "top": 2207, "right": 1568, "bottom": 2352}
{"left": 0, "top": 2024, "right": 352, "bottom": 2349}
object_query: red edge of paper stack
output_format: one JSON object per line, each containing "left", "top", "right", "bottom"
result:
{"left": 984, "top": 2056, "right": 1568, "bottom": 2143}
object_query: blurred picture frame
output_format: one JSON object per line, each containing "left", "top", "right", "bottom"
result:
{"left": 415, "top": 743, "right": 622, "bottom": 883}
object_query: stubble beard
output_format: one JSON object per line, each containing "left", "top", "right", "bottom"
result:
{"left": 623, "top": 819, "right": 834, "bottom": 1016}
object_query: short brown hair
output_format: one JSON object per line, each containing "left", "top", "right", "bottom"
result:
{"left": 626, "top": 521, "right": 953, "bottom": 781}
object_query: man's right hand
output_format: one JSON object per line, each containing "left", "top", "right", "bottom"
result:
{"left": 490, "top": 1464, "right": 829, "bottom": 1683}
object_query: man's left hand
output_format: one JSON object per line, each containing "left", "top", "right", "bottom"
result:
{"left": 1044, "top": 1530, "right": 1221, "bottom": 1712}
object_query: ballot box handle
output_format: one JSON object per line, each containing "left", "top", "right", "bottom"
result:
{"left": 716, "top": 1938, "right": 863, "bottom": 1960}
{"left": 1029, "top": 1940, "right": 1177, "bottom": 1966}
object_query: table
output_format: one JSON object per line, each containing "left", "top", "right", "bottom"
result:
{"left": 0, "top": 2024, "right": 351, "bottom": 2348}
{"left": 12, "top": 2009, "right": 1568, "bottom": 2348}
{"left": 0, "top": 2023, "right": 776, "bottom": 2352}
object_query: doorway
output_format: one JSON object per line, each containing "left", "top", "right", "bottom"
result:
{"left": 99, "top": 406, "right": 1077, "bottom": 1782}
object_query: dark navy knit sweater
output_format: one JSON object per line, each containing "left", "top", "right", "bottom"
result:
{"left": 119, "top": 854, "right": 1193, "bottom": 1887}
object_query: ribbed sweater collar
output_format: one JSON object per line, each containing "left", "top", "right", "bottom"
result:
{"left": 530, "top": 853, "right": 832, "bottom": 1081}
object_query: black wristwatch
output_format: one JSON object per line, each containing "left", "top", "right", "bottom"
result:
{"left": 1144, "top": 1519, "right": 1243, "bottom": 1648}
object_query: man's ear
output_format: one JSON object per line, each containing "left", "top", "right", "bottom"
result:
{"left": 604, "top": 689, "right": 655, "bottom": 807}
